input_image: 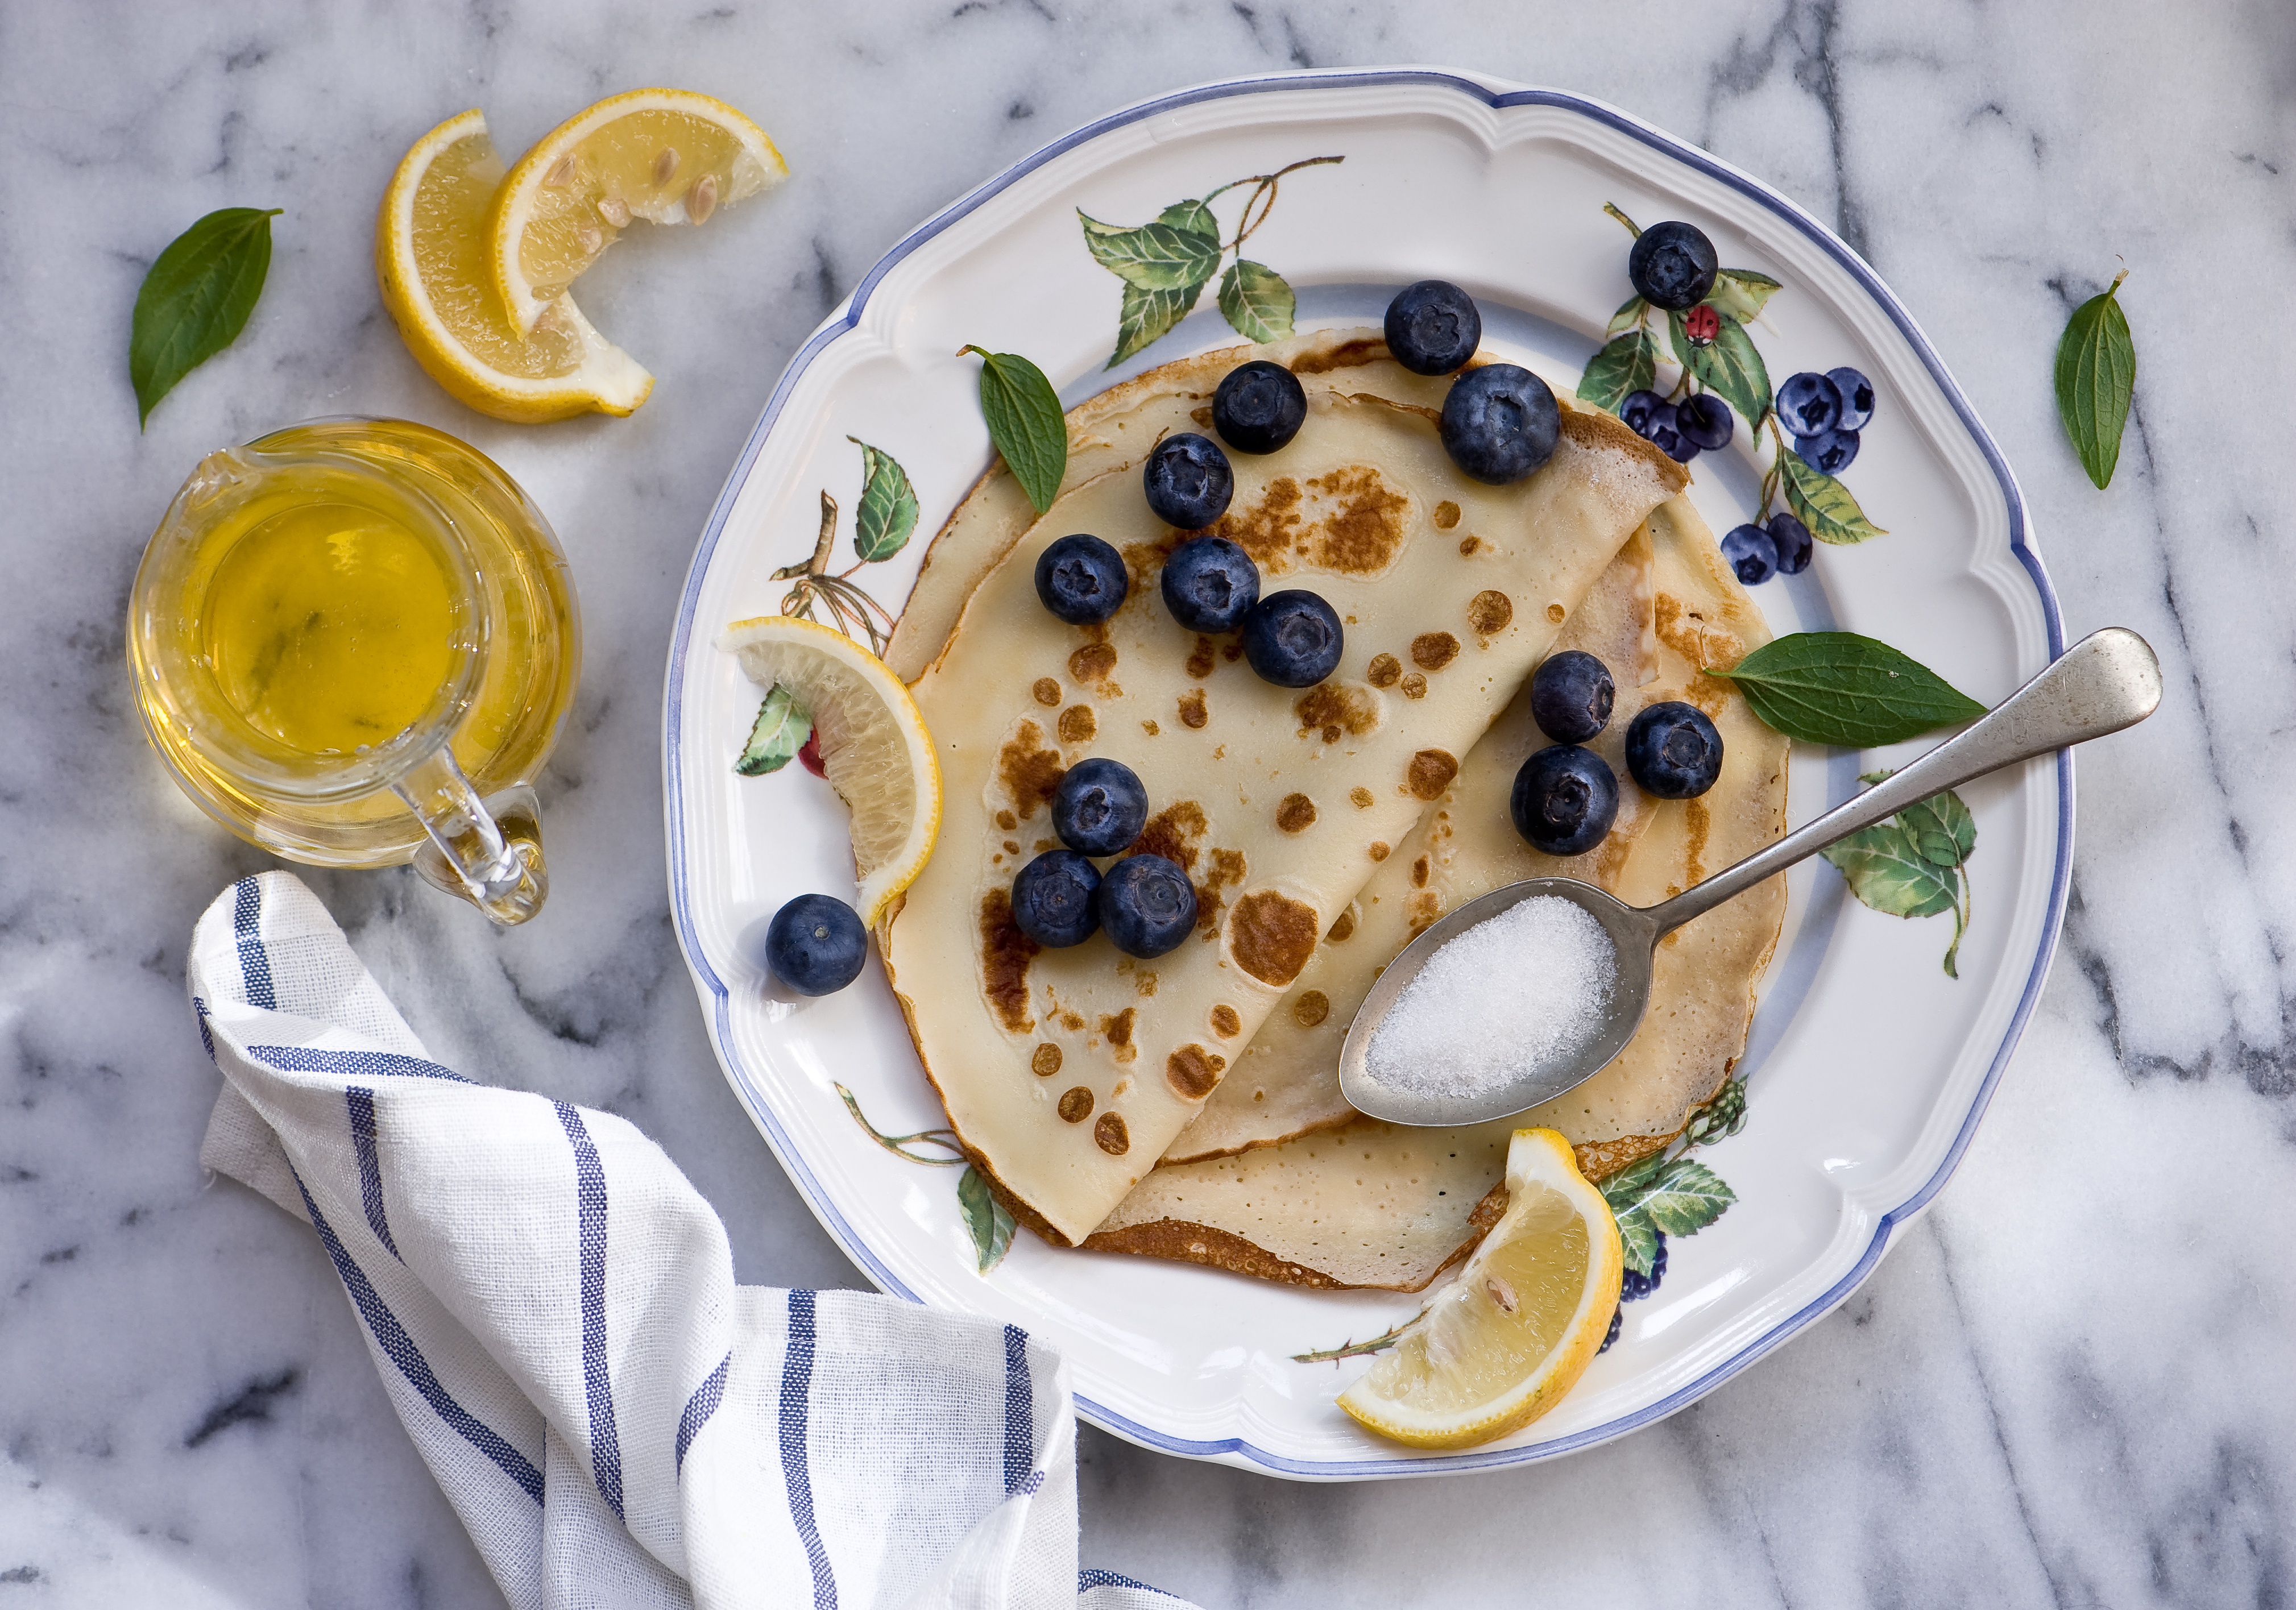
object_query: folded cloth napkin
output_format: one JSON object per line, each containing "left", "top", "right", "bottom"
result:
{"left": 188, "top": 873, "right": 1197, "bottom": 1610}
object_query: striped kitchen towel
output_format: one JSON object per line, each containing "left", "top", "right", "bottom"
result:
{"left": 188, "top": 873, "right": 1197, "bottom": 1610}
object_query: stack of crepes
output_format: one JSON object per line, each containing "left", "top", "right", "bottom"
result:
{"left": 882, "top": 328, "right": 1786, "bottom": 1284}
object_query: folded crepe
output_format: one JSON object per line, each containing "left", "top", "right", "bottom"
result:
{"left": 880, "top": 329, "right": 1687, "bottom": 1246}
{"left": 1085, "top": 493, "right": 1788, "bottom": 1288}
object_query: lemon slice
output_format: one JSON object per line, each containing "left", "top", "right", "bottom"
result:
{"left": 375, "top": 110, "right": 652, "bottom": 423}
{"left": 718, "top": 616, "right": 941, "bottom": 930}
{"left": 489, "top": 88, "right": 788, "bottom": 334}
{"left": 1339, "top": 1128, "right": 1623, "bottom": 1449}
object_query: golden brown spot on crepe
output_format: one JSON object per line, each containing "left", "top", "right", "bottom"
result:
{"left": 1412, "top": 854, "right": 1431, "bottom": 888}
{"left": 1031, "top": 678, "right": 1062, "bottom": 707}
{"left": 1209, "top": 1003, "right": 1242, "bottom": 1038}
{"left": 1408, "top": 749, "right": 1459, "bottom": 800}
{"left": 1058, "top": 1086, "right": 1093, "bottom": 1123}
{"left": 1214, "top": 476, "right": 1304, "bottom": 571}
{"left": 1686, "top": 677, "right": 1734, "bottom": 720}
{"left": 1141, "top": 720, "right": 1160, "bottom": 736}
{"left": 1459, "top": 535, "right": 1482, "bottom": 556}
{"left": 1433, "top": 500, "right": 1461, "bottom": 530}
{"left": 1135, "top": 972, "right": 1158, "bottom": 998}
{"left": 1369, "top": 841, "right": 1390, "bottom": 861}
{"left": 1178, "top": 688, "right": 1208, "bottom": 729}
{"left": 1100, "top": 1007, "right": 1138, "bottom": 1063}
{"left": 1222, "top": 641, "right": 1244, "bottom": 663}
{"left": 1290, "top": 337, "right": 1383, "bottom": 374}
{"left": 1227, "top": 890, "right": 1320, "bottom": 986}
{"left": 996, "top": 723, "right": 1066, "bottom": 818}
{"left": 1411, "top": 632, "right": 1460, "bottom": 671}
{"left": 1655, "top": 592, "right": 1746, "bottom": 671}
{"left": 1366, "top": 653, "right": 1402, "bottom": 688}
{"left": 1327, "top": 908, "right": 1357, "bottom": 942}
{"left": 1058, "top": 704, "right": 1097, "bottom": 744}
{"left": 1468, "top": 590, "right": 1515, "bottom": 637}
{"left": 1185, "top": 635, "right": 1217, "bottom": 679}
{"left": 1031, "top": 1043, "right": 1062, "bottom": 1077}
{"left": 1165, "top": 1044, "right": 1225, "bottom": 1099}
{"left": 1349, "top": 787, "right": 1374, "bottom": 810}
{"left": 1292, "top": 990, "right": 1330, "bottom": 1028}
{"left": 1546, "top": 602, "right": 1566, "bottom": 624}
{"left": 1302, "top": 466, "right": 1409, "bottom": 574}
{"left": 979, "top": 891, "right": 1041, "bottom": 1033}
{"left": 1407, "top": 890, "right": 1441, "bottom": 936}
{"left": 1294, "top": 682, "right": 1379, "bottom": 742}
{"left": 1069, "top": 640, "right": 1119, "bottom": 686}
{"left": 1002, "top": 840, "right": 1019, "bottom": 854}
{"left": 1685, "top": 798, "right": 1711, "bottom": 886}
{"left": 1190, "top": 405, "right": 1214, "bottom": 428}
{"left": 1400, "top": 673, "right": 1427, "bottom": 700}
{"left": 995, "top": 809, "right": 1017, "bottom": 832}
{"left": 1277, "top": 793, "right": 1317, "bottom": 833}
{"left": 1060, "top": 1010, "right": 1084, "bottom": 1030}
{"left": 1094, "top": 1113, "right": 1130, "bottom": 1155}
{"left": 1195, "top": 847, "right": 1248, "bottom": 939}
{"left": 1127, "top": 800, "right": 1207, "bottom": 872}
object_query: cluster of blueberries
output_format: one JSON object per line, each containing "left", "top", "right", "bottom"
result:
{"left": 1010, "top": 759, "right": 1193, "bottom": 955}
{"left": 1511, "top": 652, "right": 1725, "bottom": 858}
{"left": 1718, "top": 366, "right": 1874, "bottom": 587}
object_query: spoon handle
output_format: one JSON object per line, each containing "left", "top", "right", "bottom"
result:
{"left": 1643, "top": 627, "right": 2162, "bottom": 936}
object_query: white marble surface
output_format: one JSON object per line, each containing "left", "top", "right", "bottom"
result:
{"left": 3, "top": 1, "right": 2293, "bottom": 1604}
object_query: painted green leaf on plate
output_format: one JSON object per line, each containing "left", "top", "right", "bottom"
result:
{"left": 130, "top": 206, "right": 283, "bottom": 426}
{"left": 1108, "top": 280, "right": 1208, "bottom": 367}
{"left": 1578, "top": 327, "right": 1658, "bottom": 413}
{"left": 1077, "top": 211, "right": 1222, "bottom": 292}
{"left": 1157, "top": 198, "right": 1219, "bottom": 239}
{"left": 1602, "top": 1153, "right": 1735, "bottom": 1276}
{"left": 1705, "top": 267, "right": 1783, "bottom": 323}
{"left": 1824, "top": 771, "right": 1977, "bottom": 977}
{"left": 1776, "top": 444, "right": 1888, "bottom": 545}
{"left": 1705, "top": 631, "right": 1987, "bottom": 748}
{"left": 1217, "top": 258, "right": 1294, "bottom": 343}
{"left": 735, "top": 684, "right": 811, "bottom": 775}
{"left": 2054, "top": 272, "right": 2135, "bottom": 490}
{"left": 958, "top": 1164, "right": 1016, "bottom": 1272}
{"left": 847, "top": 437, "right": 919, "bottom": 562}
{"left": 1669, "top": 307, "right": 1771, "bottom": 428}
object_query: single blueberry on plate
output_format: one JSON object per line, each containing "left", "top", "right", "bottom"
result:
{"left": 1383, "top": 280, "right": 1483, "bottom": 375}
{"left": 1827, "top": 366, "right": 1875, "bottom": 431}
{"left": 1619, "top": 1234, "right": 1668, "bottom": 1301}
{"left": 1795, "top": 426, "right": 1860, "bottom": 475}
{"left": 1211, "top": 360, "right": 1308, "bottom": 454}
{"left": 1051, "top": 757, "right": 1149, "bottom": 857}
{"left": 1619, "top": 389, "right": 1667, "bottom": 437}
{"left": 1159, "top": 535, "right": 1260, "bottom": 633}
{"left": 1627, "top": 220, "right": 1719, "bottom": 311}
{"left": 1767, "top": 511, "right": 1814, "bottom": 575}
{"left": 1097, "top": 852, "right": 1197, "bottom": 958}
{"left": 1241, "top": 589, "right": 1343, "bottom": 687}
{"left": 1677, "top": 392, "right": 1735, "bottom": 451}
{"left": 765, "top": 894, "right": 868, "bottom": 995}
{"left": 1775, "top": 370, "right": 1843, "bottom": 439}
{"left": 1719, "top": 522, "right": 1778, "bottom": 586}
{"left": 1033, "top": 533, "right": 1128, "bottom": 625}
{"left": 1530, "top": 650, "right": 1615, "bottom": 743}
{"left": 1599, "top": 1306, "right": 1622, "bottom": 1354}
{"left": 1510, "top": 744, "right": 1621, "bottom": 857}
{"left": 1010, "top": 850, "right": 1102, "bottom": 948}
{"left": 1142, "top": 432, "right": 1234, "bottom": 529}
{"left": 1439, "top": 362, "right": 1560, "bottom": 484}
{"left": 1626, "top": 701, "right": 1725, "bottom": 799}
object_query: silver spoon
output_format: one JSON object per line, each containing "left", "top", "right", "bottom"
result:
{"left": 1339, "top": 627, "right": 2163, "bottom": 1127}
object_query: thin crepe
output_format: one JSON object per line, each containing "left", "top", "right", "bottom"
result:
{"left": 879, "top": 329, "right": 1687, "bottom": 1246}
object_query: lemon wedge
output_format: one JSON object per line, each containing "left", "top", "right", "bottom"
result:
{"left": 375, "top": 109, "right": 652, "bottom": 423}
{"left": 718, "top": 616, "right": 941, "bottom": 930}
{"left": 488, "top": 88, "right": 788, "bottom": 335}
{"left": 1339, "top": 1128, "right": 1623, "bottom": 1449}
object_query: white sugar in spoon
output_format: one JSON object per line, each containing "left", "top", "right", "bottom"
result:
{"left": 1339, "top": 628, "right": 2163, "bottom": 1127}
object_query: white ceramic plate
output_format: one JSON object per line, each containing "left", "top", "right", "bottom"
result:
{"left": 664, "top": 69, "right": 2067, "bottom": 1479}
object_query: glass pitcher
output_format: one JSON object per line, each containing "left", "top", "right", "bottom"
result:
{"left": 129, "top": 417, "right": 581, "bottom": 926}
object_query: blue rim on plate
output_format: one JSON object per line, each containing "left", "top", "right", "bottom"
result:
{"left": 662, "top": 67, "right": 2072, "bottom": 1477}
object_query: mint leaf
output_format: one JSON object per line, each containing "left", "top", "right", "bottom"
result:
{"left": 847, "top": 437, "right": 918, "bottom": 562}
{"left": 1578, "top": 328, "right": 1657, "bottom": 412}
{"left": 1217, "top": 259, "right": 1294, "bottom": 343}
{"left": 2055, "top": 269, "right": 2135, "bottom": 489}
{"left": 735, "top": 684, "right": 811, "bottom": 775}
{"left": 1777, "top": 444, "right": 1888, "bottom": 545}
{"left": 130, "top": 206, "right": 281, "bottom": 426}
{"left": 1706, "top": 631, "right": 1987, "bottom": 748}
{"left": 958, "top": 1164, "right": 1016, "bottom": 1272}
{"left": 1108, "top": 280, "right": 1207, "bottom": 367}
{"left": 1077, "top": 211, "right": 1222, "bottom": 291}
{"left": 1669, "top": 307, "right": 1771, "bottom": 428}
{"left": 1705, "top": 268, "right": 1781, "bottom": 323}
{"left": 961, "top": 345, "right": 1067, "bottom": 513}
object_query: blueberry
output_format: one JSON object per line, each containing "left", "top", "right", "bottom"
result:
{"left": 1097, "top": 853, "right": 1197, "bottom": 958}
{"left": 1051, "top": 757, "right": 1149, "bottom": 857}
{"left": 1383, "top": 280, "right": 1483, "bottom": 375}
{"left": 1719, "top": 522, "right": 1778, "bottom": 586}
{"left": 1619, "top": 389, "right": 1667, "bottom": 436}
{"left": 1211, "top": 360, "right": 1308, "bottom": 454}
{"left": 765, "top": 894, "right": 868, "bottom": 995}
{"left": 1827, "top": 366, "right": 1875, "bottom": 431}
{"left": 1142, "top": 433, "right": 1234, "bottom": 529}
{"left": 1241, "top": 589, "right": 1343, "bottom": 687}
{"left": 1159, "top": 535, "right": 1260, "bottom": 633}
{"left": 1619, "top": 1234, "right": 1668, "bottom": 1301}
{"left": 1439, "top": 363, "right": 1560, "bottom": 484}
{"left": 1033, "top": 533, "right": 1129, "bottom": 625}
{"left": 1767, "top": 511, "right": 1814, "bottom": 575}
{"left": 1794, "top": 425, "right": 1860, "bottom": 475}
{"left": 1775, "top": 370, "right": 1843, "bottom": 439}
{"left": 1625, "top": 701, "right": 1725, "bottom": 799}
{"left": 1510, "top": 744, "right": 1621, "bottom": 857}
{"left": 1627, "top": 221, "right": 1719, "bottom": 312}
{"left": 1676, "top": 392, "right": 1735, "bottom": 452}
{"left": 1010, "top": 850, "right": 1102, "bottom": 948}
{"left": 1599, "top": 1306, "right": 1622, "bottom": 1353}
{"left": 1530, "top": 650, "right": 1615, "bottom": 743}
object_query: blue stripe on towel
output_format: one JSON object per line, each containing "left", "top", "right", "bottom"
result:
{"left": 233, "top": 878, "right": 276, "bottom": 1009}
{"left": 245, "top": 1045, "right": 470, "bottom": 1084}
{"left": 778, "top": 1291, "right": 837, "bottom": 1608}
{"left": 1079, "top": 1569, "right": 1179, "bottom": 1597}
{"left": 192, "top": 997, "right": 214, "bottom": 1063}
{"left": 675, "top": 1353, "right": 731, "bottom": 1472}
{"left": 553, "top": 1102, "right": 624, "bottom": 1521}
{"left": 1002, "top": 1323, "right": 1032, "bottom": 1495}
{"left": 346, "top": 1088, "right": 400, "bottom": 1260}
{"left": 288, "top": 1166, "right": 543, "bottom": 1503}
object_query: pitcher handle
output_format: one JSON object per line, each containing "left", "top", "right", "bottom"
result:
{"left": 393, "top": 746, "right": 549, "bottom": 926}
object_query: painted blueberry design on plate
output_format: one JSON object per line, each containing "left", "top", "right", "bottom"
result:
{"left": 836, "top": 1082, "right": 1017, "bottom": 1273}
{"left": 1079, "top": 155, "right": 1343, "bottom": 367}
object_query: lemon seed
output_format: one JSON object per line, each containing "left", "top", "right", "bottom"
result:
{"left": 596, "top": 196, "right": 631, "bottom": 229}
{"left": 1484, "top": 1276, "right": 1519, "bottom": 1315}
{"left": 653, "top": 147, "right": 679, "bottom": 186}
{"left": 544, "top": 154, "right": 574, "bottom": 189}
{"left": 575, "top": 221, "right": 603, "bottom": 254}
{"left": 688, "top": 173, "right": 718, "bottom": 225}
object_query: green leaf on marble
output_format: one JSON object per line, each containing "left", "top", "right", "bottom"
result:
{"left": 2055, "top": 269, "right": 2135, "bottom": 490}
{"left": 130, "top": 206, "right": 282, "bottom": 426}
